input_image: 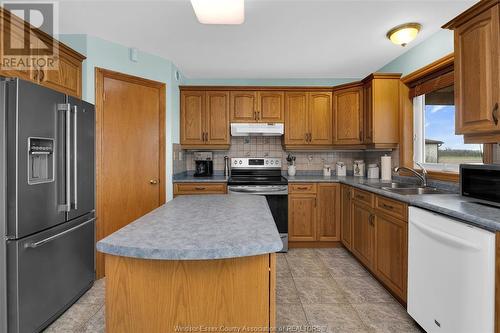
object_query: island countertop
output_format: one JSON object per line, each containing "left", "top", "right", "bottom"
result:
{"left": 96, "top": 195, "right": 283, "bottom": 260}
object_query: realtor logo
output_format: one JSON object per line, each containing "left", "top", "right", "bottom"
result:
{"left": 1, "top": 1, "right": 59, "bottom": 71}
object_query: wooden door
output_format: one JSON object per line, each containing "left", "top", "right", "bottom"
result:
{"left": 289, "top": 194, "right": 316, "bottom": 241}
{"left": 333, "top": 86, "right": 363, "bottom": 144}
{"left": 230, "top": 91, "right": 257, "bottom": 122}
{"left": 258, "top": 91, "right": 284, "bottom": 122}
{"left": 351, "top": 201, "right": 374, "bottom": 269}
{"left": 317, "top": 184, "right": 340, "bottom": 241}
{"left": 96, "top": 68, "right": 165, "bottom": 278}
{"left": 284, "top": 92, "right": 309, "bottom": 145}
{"left": 308, "top": 92, "right": 333, "bottom": 145}
{"left": 363, "top": 81, "right": 373, "bottom": 143}
{"left": 455, "top": 5, "right": 500, "bottom": 134}
{"left": 181, "top": 91, "right": 205, "bottom": 145}
{"left": 205, "top": 91, "right": 230, "bottom": 145}
{"left": 340, "top": 185, "right": 352, "bottom": 249}
{"left": 374, "top": 213, "right": 408, "bottom": 301}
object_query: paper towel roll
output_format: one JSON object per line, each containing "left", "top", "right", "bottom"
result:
{"left": 381, "top": 155, "right": 392, "bottom": 181}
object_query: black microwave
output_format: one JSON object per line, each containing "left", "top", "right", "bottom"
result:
{"left": 460, "top": 164, "right": 500, "bottom": 207}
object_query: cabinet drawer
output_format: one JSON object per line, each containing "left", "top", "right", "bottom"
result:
{"left": 375, "top": 196, "right": 407, "bottom": 220}
{"left": 174, "top": 183, "right": 227, "bottom": 195}
{"left": 289, "top": 183, "right": 317, "bottom": 194}
{"left": 352, "top": 188, "right": 374, "bottom": 207}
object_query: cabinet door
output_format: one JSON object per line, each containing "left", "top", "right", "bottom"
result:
{"left": 40, "top": 52, "right": 82, "bottom": 98}
{"left": 205, "top": 91, "right": 230, "bottom": 145}
{"left": 351, "top": 202, "right": 374, "bottom": 269}
{"left": 455, "top": 5, "right": 500, "bottom": 134}
{"left": 363, "top": 82, "right": 373, "bottom": 143}
{"left": 333, "top": 86, "right": 363, "bottom": 144}
{"left": 309, "top": 92, "right": 333, "bottom": 145}
{"left": 317, "top": 184, "right": 340, "bottom": 241}
{"left": 340, "top": 185, "right": 352, "bottom": 249}
{"left": 374, "top": 213, "right": 407, "bottom": 301}
{"left": 258, "top": 91, "right": 284, "bottom": 122}
{"left": 230, "top": 91, "right": 257, "bottom": 122}
{"left": 284, "top": 92, "right": 309, "bottom": 145}
{"left": 289, "top": 194, "right": 316, "bottom": 241}
{"left": 181, "top": 91, "right": 205, "bottom": 145}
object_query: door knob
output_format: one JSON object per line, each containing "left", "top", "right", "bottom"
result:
{"left": 150, "top": 179, "right": 158, "bottom": 185}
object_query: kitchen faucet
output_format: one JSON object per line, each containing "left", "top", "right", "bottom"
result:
{"left": 393, "top": 162, "right": 428, "bottom": 187}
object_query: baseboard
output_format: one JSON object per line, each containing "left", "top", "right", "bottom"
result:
{"left": 288, "top": 241, "right": 342, "bottom": 248}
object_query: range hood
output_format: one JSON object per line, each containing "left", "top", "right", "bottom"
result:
{"left": 230, "top": 123, "right": 284, "bottom": 136}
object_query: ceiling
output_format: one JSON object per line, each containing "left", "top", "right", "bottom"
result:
{"left": 58, "top": 0, "right": 476, "bottom": 79}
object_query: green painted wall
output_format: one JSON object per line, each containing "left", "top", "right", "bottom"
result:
{"left": 377, "top": 29, "right": 454, "bottom": 75}
{"left": 60, "top": 34, "right": 183, "bottom": 201}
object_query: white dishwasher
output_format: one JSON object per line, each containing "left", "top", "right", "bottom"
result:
{"left": 408, "top": 207, "right": 496, "bottom": 333}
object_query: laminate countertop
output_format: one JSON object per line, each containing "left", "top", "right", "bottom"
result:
{"left": 96, "top": 195, "right": 283, "bottom": 260}
{"left": 173, "top": 173, "right": 500, "bottom": 232}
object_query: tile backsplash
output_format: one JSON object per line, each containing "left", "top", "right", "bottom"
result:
{"left": 173, "top": 137, "right": 398, "bottom": 174}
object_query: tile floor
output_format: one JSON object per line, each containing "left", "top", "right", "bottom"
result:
{"left": 44, "top": 248, "right": 424, "bottom": 333}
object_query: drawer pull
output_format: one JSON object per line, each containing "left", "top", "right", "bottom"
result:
{"left": 297, "top": 186, "right": 309, "bottom": 190}
{"left": 381, "top": 203, "right": 394, "bottom": 210}
{"left": 195, "top": 187, "right": 206, "bottom": 190}
{"left": 355, "top": 194, "right": 365, "bottom": 200}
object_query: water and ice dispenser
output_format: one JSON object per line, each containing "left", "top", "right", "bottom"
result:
{"left": 28, "top": 137, "right": 54, "bottom": 184}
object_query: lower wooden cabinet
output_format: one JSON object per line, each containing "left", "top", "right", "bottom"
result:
{"left": 288, "top": 183, "right": 340, "bottom": 243}
{"left": 343, "top": 185, "right": 408, "bottom": 303}
{"left": 173, "top": 183, "right": 227, "bottom": 196}
{"left": 317, "top": 184, "right": 340, "bottom": 241}
{"left": 373, "top": 213, "right": 407, "bottom": 301}
{"left": 289, "top": 194, "right": 317, "bottom": 241}
{"left": 340, "top": 185, "right": 353, "bottom": 250}
{"left": 351, "top": 201, "right": 375, "bottom": 269}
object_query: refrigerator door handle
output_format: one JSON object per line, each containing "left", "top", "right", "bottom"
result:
{"left": 73, "top": 104, "right": 78, "bottom": 210}
{"left": 58, "top": 103, "right": 71, "bottom": 212}
{"left": 24, "top": 218, "right": 95, "bottom": 248}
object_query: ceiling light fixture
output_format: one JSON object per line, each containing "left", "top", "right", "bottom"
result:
{"left": 190, "top": 0, "right": 245, "bottom": 25}
{"left": 386, "top": 23, "right": 422, "bottom": 47}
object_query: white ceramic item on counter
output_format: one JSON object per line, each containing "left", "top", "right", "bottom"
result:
{"left": 353, "top": 160, "right": 365, "bottom": 177}
{"left": 367, "top": 164, "right": 380, "bottom": 179}
{"left": 336, "top": 162, "right": 346, "bottom": 176}
{"left": 323, "top": 164, "right": 332, "bottom": 177}
{"left": 288, "top": 165, "right": 296, "bottom": 176}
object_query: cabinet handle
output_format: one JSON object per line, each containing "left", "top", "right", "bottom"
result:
{"left": 150, "top": 179, "right": 158, "bottom": 185}
{"left": 39, "top": 69, "right": 44, "bottom": 81}
{"left": 493, "top": 103, "right": 499, "bottom": 126}
{"left": 254, "top": 111, "right": 257, "bottom": 120}
{"left": 304, "top": 133, "right": 308, "bottom": 142}
{"left": 369, "top": 214, "right": 375, "bottom": 226}
{"left": 297, "top": 186, "right": 308, "bottom": 190}
{"left": 257, "top": 111, "right": 260, "bottom": 120}
{"left": 33, "top": 68, "right": 39, "bottom": 80}
{"left": 355, "top": 194, "right": 364, "bottom": 200}
{"left": 205, "top": 132, "right": 208, "bottom": 142}
{"left": 314, "top": 198, "right": 317, "bottom": 207}
{"left": 195, "top": 187, "right": 206, "bottom": 190}
{"left": 381, "top": 203, "right": 394, "bottom": 210}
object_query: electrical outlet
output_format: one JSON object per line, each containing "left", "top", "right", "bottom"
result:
{"left": 178, "top": 151, "right": 183, "bottom": 161}
{"left": 308, "top": 155, "right": 313, "bottom": 162}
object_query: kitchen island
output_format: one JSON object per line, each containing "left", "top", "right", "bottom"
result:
{"left": 97, "top": 195, "right": 282, "bottom": 333}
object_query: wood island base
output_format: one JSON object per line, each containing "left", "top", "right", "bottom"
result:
{"left": 105, "top": 253, "right": 276, "bottom": 333}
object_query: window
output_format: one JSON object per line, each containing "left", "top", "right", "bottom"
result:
{"left": 413, "top": 85, "right": 483, "bottom": 172}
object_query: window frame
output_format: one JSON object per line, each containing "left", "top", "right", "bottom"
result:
{"left": 400, "top": 54, "right": 493, "bottom": 183}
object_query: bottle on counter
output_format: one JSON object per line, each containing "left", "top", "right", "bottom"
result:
{"left": 336, "top": 162, "right": 347, "bottom": 176}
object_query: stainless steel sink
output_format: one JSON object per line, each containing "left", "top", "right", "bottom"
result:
{"left": 380, "top": 187, "right": 449, "bottom": 195}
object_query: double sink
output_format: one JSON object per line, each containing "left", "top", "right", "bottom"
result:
{"left": 365, "top": 182, "right": 450, "bottom": 195}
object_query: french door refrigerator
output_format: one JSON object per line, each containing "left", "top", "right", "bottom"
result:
{"left": 0, "top": 78, "right": 95, "bottom": 333}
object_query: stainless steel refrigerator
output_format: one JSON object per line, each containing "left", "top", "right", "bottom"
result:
{"left": 0, "top": 78, "right": 95, "bottom": 333}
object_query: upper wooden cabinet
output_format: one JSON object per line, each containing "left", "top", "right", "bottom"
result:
{"left": 444, "top": 1, "right": 500, "bottom": 142}
{"left": 362, "top": 74, "right": 401, "bottom": 148}
{"left": 0, "top": 7, "right": 85, "bottom": 97}
{"left": 333, "top": 84, "right": 364, "bottom": 145}
{"left": 230, "top": 91, "right": 284, "bottom": 123}
{"left": 180, "top": 90, "right": 230, "bottom": 149}
{"left": 284, "top": 91, "right": 332, "bottom": 148}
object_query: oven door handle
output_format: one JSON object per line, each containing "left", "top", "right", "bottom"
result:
{"left": 228, "top": 186, "right": 288, "bottom": 195}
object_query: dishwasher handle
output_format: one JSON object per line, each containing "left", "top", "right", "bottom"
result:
{"left": 411, "top": 219, "right": 481, "bottom": 251}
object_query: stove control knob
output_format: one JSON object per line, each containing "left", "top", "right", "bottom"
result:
{"left": 266, "top": 160, "right": 269, "bottom": 164}
{"left": 270, "top": 160, "right": 274, "bottom": 165}
{"left": 239, "top": 160, "right": 242, "bottom": 164}
{"left": 234, "top": 160, "right": 237, "bottom": 165}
